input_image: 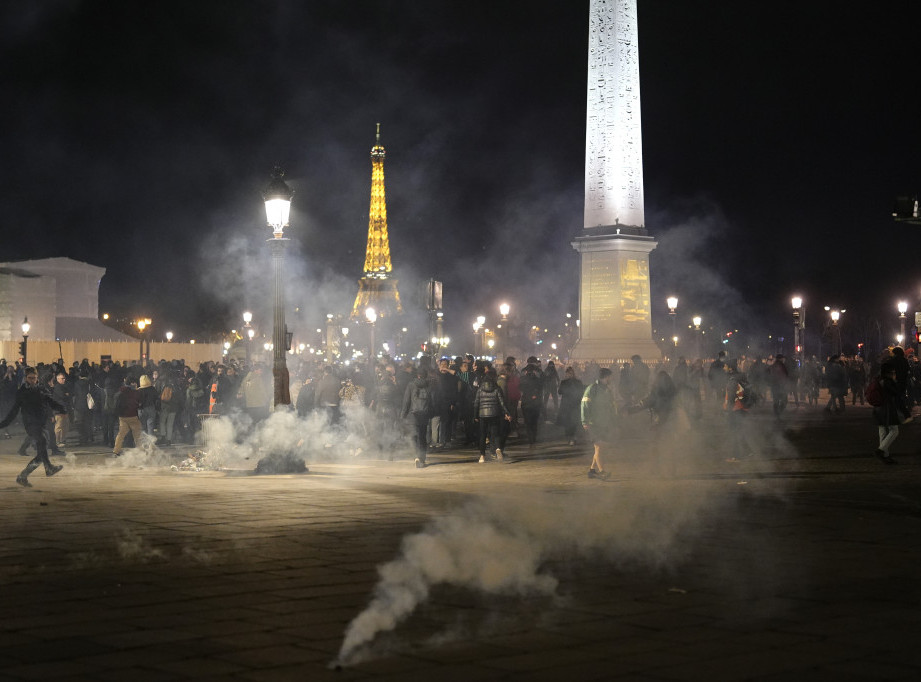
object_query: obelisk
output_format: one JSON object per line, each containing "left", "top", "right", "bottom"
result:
{"left": 570, "top": 0, "right": 661, "bottom": 363}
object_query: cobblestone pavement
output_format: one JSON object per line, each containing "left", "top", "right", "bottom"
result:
{"left": 0, "top": 399, "right": 919, "bottom": 680}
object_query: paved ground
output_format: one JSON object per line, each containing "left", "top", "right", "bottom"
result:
{"left": 1, "top": 399, "right": 919, "bottom": 681}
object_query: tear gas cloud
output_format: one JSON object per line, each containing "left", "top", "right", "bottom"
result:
{"left": 334, "top": 407, "right": 795, "bottom": 666}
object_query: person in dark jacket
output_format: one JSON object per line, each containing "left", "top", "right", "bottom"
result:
{"left": 0, "top": 368, "right": 65, "bottom": 486}
{"left": 113, "top": 378, "right": 142, "bottom": 456}
{"left": 518, "top": 363, "right": 543, "bottom": 452}
{"left": 473, "top": 370, "right": 510, "bottom": 463}
{"left": 401, "top": 370, "right": 433, "bottom": 468}
{"left": 556, "top": 366, "right": 585, "bottom": 446}
{"left": 874, "top": 362, "right": 912, "bottom": 464}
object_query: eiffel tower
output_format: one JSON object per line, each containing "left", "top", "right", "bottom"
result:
{"left": 351, "top": 123, "right": 403, "bottom": 320}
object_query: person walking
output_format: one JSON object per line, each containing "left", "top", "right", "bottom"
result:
{"left": 873, "top": 362, "right": 911, "bottom": 464}
{"left": 0, "top": 367, "right": 65, "bottom": 487}
{"left": 473, "top": 369, "right": 511, "bottom": 463}
{"left": 581, "top": 367, "right": 618, "bottom": 480}
{"left": 402, "top": 369, "right": 434, "bottom": 468}
{"left": 113, "top": 378, "right": 143, "bottom": 456}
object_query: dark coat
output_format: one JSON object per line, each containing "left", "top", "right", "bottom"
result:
{"left": 873, "top": 375, "right": 910, "bottom": 426}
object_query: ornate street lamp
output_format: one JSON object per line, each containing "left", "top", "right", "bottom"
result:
{"left": 242, "top": 311, "right": 253, "bottom": 363}
{"left": 20, "top": 317, "right": 30, "bottom": 366}
{"left": 499, "top": 302, "right": 510, "bottom": 360}
{"left": 898, "top": 301, "right": 908, "bottom": 345}
{"left": 791, "top": 296, "right": 804, "bottom": 367}
{"left": 264, "top": 167, "right": 293, "bottom": 407}
{"left": 137, "top": 318, "right": 151, "bottom": 364}
{"left": 666, "top": 296, "right": 678, "bottom": 354}
{"left": 692, "top": 315, "right": 702, "bottom": 359}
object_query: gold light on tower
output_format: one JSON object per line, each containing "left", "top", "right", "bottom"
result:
{"left": 351, "top": 124, "right": 403, "bottom": 319}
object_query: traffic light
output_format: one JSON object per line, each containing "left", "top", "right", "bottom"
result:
{"left": 18, "top": 341, "right": 26, "bottom": 360}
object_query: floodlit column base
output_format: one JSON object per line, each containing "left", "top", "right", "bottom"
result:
{"left": 570, "top": 228, "right": 661, "bottom": 364}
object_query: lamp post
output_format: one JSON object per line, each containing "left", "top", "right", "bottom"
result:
{"left": 898, "top": 301, "right": 908, "bottom": 345}
{"left": 666, "top": 296, "right": 678, "bottom": 355}
{"left": 692, "top": 315, "right": 702, "bottom": 360}
{"left": 791, "top": 296, "right": 803, "bottom": 368}
{"left": 499, "top": 302, "right": 510, "bottom": 361}
{"left": 472, "top": 320, "right": 482, "bottom": 357}
{"left": 264, "top": 167, "right": 293, "bottom": 408}
{"left": 825, "top": 307, "right": 844, "bottom": 356}
{"left": 476, "top": 315, "right": 486, "bottom": 359}
{"left": 137, "top": 318, "right": 151, "bottom": 364}
{"left": 365, "top": 307, "right": 377, "bottom": 371}
{"left": 242, "top": 311, "right": 253, "bottom": 364}
{"left": 21, "top": 317, "right": 30, "bottom": 366}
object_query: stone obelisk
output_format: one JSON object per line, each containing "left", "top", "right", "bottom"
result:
{"left": 570, "top": 0, "right": 660, "bottom": 363}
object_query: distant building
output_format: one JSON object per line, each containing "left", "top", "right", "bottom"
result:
{"left": 0, "top": 257, "right": 135, "bottom": 342}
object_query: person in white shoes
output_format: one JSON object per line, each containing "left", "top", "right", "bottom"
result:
{"left": 473, "top": 369, "right": 511, "bottom": 463}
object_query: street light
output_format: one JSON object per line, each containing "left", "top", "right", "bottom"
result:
{"left": 898, "top": 301, "right": 908, "bottom": 345}
{"left": 692, "top": 315, "right": 702, "bottom": 359}
{"left": 165, "top": 331, "right": 173, "bottom": 342}
{"left": 666, "top": 296, "right": 678, "bottom": 354}
{"left": 264, "top": 167, "right": 293, "bottom": 408}
{"left": 472, "top": 319, "right": 482, "bottom": 357}
{"left": 499, "top": 302, "right": 510, "bottom": 360}
{"left": 365, "top": 307, "right": 377, "bottom": 370}
{"left": 825, "top": 307, "right": 844, "bottom": 356}
{"left": 20, "top": 317, "right": 30, "bottom": 366}
{"left": 476, "top": 315, "right": 486, "bottom": 358}
{"left": 792, "top": 296, "right": 803, "bottom": 368}
{"left": 242, "top": 311, "right": 253, "bottom": 363}
{"left": 137, "top": 318, "right": 151, "bottom": 364}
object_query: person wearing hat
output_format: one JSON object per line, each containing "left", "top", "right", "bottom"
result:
{"left": 580, "top": 367, "right": 618, "bottom": 480}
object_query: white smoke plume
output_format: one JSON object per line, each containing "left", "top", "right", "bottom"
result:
{"left": 334, "top": 477, "right": 723, "bottom": 666}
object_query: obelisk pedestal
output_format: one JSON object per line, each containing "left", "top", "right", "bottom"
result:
{"left": 570, "top": 0, "right": 661, "bottom": 364}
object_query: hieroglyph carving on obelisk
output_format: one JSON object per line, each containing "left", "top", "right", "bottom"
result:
{"left": 584, "top": 0, "right": 644, "bottom": 230}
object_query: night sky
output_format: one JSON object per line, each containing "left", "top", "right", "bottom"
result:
{"left": 2, "top": 1, "right": 919, "bottom": 357}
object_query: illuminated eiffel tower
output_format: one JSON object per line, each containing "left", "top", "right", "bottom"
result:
{"left": 351, "top": 123, "right": 403, "bottom": 320}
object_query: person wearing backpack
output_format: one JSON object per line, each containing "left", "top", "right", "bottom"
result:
{"left": 402, "top": 368, "right": 433, "bottom": 468}
{"left": 873, "top": 362, "right": 911, "bottom": 464}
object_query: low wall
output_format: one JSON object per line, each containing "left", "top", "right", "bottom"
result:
{"left": 0, "top": 340, "right": 223, "bottom": 368}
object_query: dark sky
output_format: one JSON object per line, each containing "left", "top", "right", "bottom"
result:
{"left": 1, "top": 1, "right": 919, "bottom": 356}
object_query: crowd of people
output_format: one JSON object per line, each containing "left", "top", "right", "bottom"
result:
{"left": 0, "top": 343, "right": 915, "bottom": 485}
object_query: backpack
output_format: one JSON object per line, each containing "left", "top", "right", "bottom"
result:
{"left": 410, "top": 384, "right": 432, "bottom": 416}
{"left": 160, "top": 384, "right": 173, "bottom": 403}
{"left": 865, "top": 377, "right": 884, "bottom": 407}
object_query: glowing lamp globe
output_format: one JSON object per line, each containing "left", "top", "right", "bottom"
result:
{"left": 264, "top": 167, "right": 293, "bottom": 237}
